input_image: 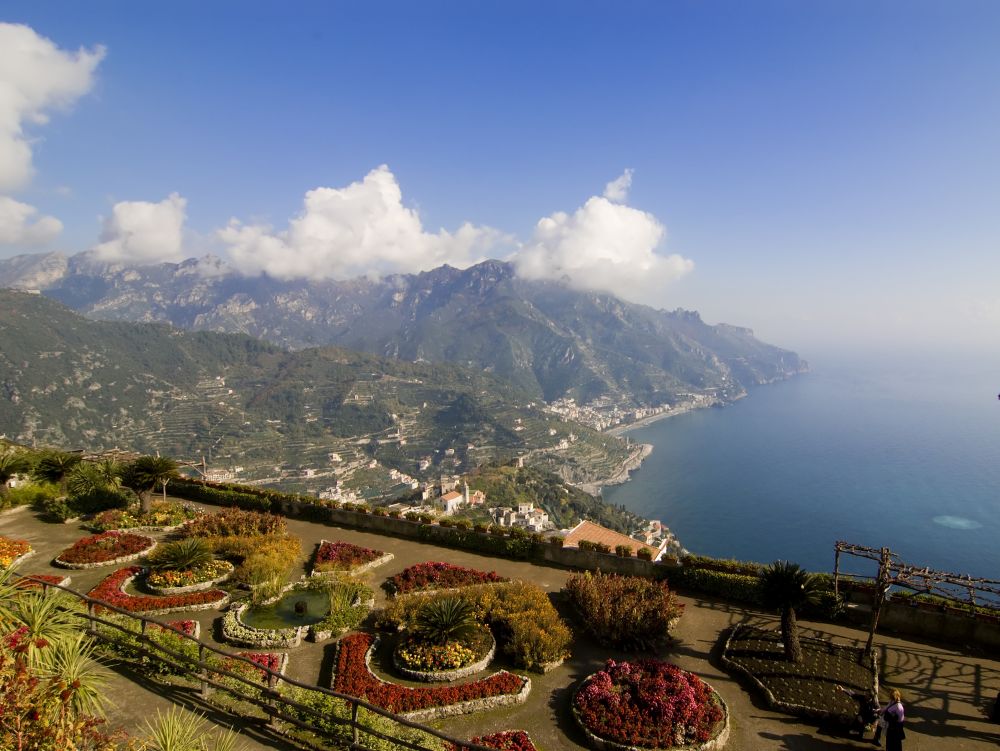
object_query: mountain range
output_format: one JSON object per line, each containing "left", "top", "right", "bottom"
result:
{"left": 0, "top": 252, "right": 807, "bottom": 407}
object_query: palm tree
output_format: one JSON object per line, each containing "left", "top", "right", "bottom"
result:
{"left": 34, "top": 633, "right": 108, "bottom": 719}
{"left": 32, "top": 450, "right": 82, "bottom": 497}
{"left": 0, "top": 448, "right": 30, "bottom": 500}
{"left": 760, "top": 560, "right": 822, "bottom": 663}
{"left": 123, "top": 455, "right": 179, "bottom": 513}
{"left": 66, "top": 459, "right": 123, "bottom": 498}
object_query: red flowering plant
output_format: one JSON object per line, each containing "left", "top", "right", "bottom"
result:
{"left": 55, "top": 531, "right": 155, "bottom": 565}
{"left": 0, "top": 536, "right": 31, "bottom": 567}
{"left": 313, "top": 540, "right": 386, "bottom": 573}
{"left": 574, "top": 659, "right": 724, "bottom": 748}
{"left": 334, "top": 633, "right": 526, "bottom": 713}
{"left": 15, "top": 574, "right": 70, "bottom": 590}
{"left": 451, "top": 730, "right": 538, "bottom": 751}
{"left": 87, "top": 566, "right": 228, "bottom": 614}
{"left": 387, "top": 562, "right": 507, "bottom": 595}
{"left": 159, "top": 620, "right": 198, "bottom": 637}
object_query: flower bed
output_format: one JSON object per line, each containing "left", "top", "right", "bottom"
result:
{"left": 236, "top": 650, "right": 288, "bottom": 677}
{"left": 451, "top": 731, "right": 538, "bottom": 751}
{"left": 88, "top": 566, "right": 230, "bottom": 615}
{"left": 311, "top": 539, "right": 393, "bottom": 575}
{"left": 145, "top": 560, "right": 235, "bottom": 594}
{"left": 394, "top": 628, "right": 497, "bottom": 683}
{"left": 573, "top": 659, "right": 728, "bottom": 750}
{"left": 89, "top": 502, "right": 202, "bottom": 532}
{"left": 720, "top": 624, "right": 877, "bottom": 722}
{"left": 54, "top": 531, "right": 156, "bottom": 569}
{"left": 387, "top": 562, "right": 508, "bottom": 596}
{"left": 0, "top": 536, "right": 32, "bottom": 568}
{"left": 334, "top": 632, "right": 530, "bottom": 720}
{"left": 16, "top": 573, "right": 71, "bottom": 589}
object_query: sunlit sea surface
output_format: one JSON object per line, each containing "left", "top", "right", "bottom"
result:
{"left": 603, "top": 355, "right": 1000, "bottom": 579}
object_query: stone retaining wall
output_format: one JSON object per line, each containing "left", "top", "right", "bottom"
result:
{"left": 144, "top": 561, "right": 235, "bottom": 595}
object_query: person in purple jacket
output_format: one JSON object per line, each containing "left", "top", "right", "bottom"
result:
{"left": 875, "top": 688, "right": 905, "bottom": 750}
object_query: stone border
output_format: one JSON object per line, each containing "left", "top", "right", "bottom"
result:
{"left": 392, "top": 630, "right": 497, "bottom": 682}
{"left": 5, "top": 549, "right": 35, "bottom": 569}
{"left": 311, "top": 540, "right": 394, "bottom": 577}
{"left": 53, "top": 535, "right": 157, "bottom": 569}
{"left": 144, "top": 560, "right": 235, "bottom": 595}
{"left": 110, "top": 569, "right": 230, "bottom": 616}
{"left": 572, "top": 673, "right": 730, "bottom": 751}
{"left": 0, "top": 504, "right": 32, "bottom": 518}
{"left": 222, "top": 604, "right": 304, "bottom": 649}
{"left": 334, "top": 635, "right": 531, "bottom": 722}
{"left": 390, "top": 579, "right": 509, "bottom": 599}
{"left": 719, "top": 623, "right": 878, "bottom": 722}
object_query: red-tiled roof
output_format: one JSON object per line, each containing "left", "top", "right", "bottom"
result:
{"left": 562, "top": 520, "right": 659, "bottom": 557}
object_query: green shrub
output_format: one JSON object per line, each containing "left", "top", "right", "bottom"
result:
{"left": 549, "top": 536, "right": 565, "bottom": 547}
{"left": 666, "top": 567, "right": 764, "bottom": 605}
{"left": 615, "top": 544, "right": 633, "bottom": 557}
{"left": 35, "top": 495, "right": 76, "bottom": 521}
{"left": 2, "top": 482, "right": 58, "bottom": 510}
{"left": 636, "top": 547, "right": 653, "bottom": 560}
{"left": 566, "top": 571, "right": 684, "bottom": 650}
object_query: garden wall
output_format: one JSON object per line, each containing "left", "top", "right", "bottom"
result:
{"left": 842, "top": 590, "right": 1000, "bottom": 648}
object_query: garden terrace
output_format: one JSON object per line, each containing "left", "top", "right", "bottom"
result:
{"left": 312, "top": 539, "right": 393, "bottom": 575}
{"left": 2, "top": 497, "right": 999, "bottom": 751}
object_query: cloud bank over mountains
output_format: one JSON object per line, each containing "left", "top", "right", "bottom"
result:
{"left": 0, "top": 24, "right": 104, "bottom": 247}
{"left": 98, "top": 166, "right": 693, "bottom": 306}
{"left": 0, "top": 22, "right": 693, "bottom": 307}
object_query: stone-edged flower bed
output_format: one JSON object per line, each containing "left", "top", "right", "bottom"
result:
{"left": 16, "top": 573, "right": 71, "bottom": 590}
{"left": 0, "top": 536, "right": 33, "bottom": 568}
{"left": 234, "top": 650, "right": 289, "bottom": 678}
{"left": 573, "top": 659, "right": 728, "bottom": 751}
{"left": 386, "top": 562, "right": 508, "bottom": 596}
{"left": 720, "top": 623, "right": 877, "bottom": 722}
{"left": 393, "top": 628, "right": 497, "bottom": 682}
{"left": 145, "top": 560, "right": 235, "bottom": 595}
{"left": 88, "top": 502, "right": 203, "bottom": 533}
{"left": 311, "top": 539, "right": 394, "bottom": 576}
{"left": 54, "top": 531, "right": 157, "bottom": 569}
{"left": 333, "top": 632, "right": 530, "bottom": 721}
{"left": 88, "top": 566, "right": 230, "bottom": 615}
{"left": 451, "top": 731, "right": 538, "bottom": 751}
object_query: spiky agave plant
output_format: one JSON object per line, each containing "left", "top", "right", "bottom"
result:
{"left": 6, "top": 589, "right": 82, "bottom": 667}
{"left": 414, "top": 596, "right": 479, "bottom": 645}
{"left": 143, "top": 705, "right": 244, "bottom": 751}
{"left": 34, "top": 632, "right": 108, "bottom": 718}
{"left": 148, "top": 538, "right": 214, "bottom": 571}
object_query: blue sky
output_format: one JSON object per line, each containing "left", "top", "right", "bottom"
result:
{"left": 1, "top": 1, "right": 998, "bottom": 355}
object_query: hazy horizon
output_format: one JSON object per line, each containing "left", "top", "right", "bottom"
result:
{"left": 1, "top": 2, "right": 998, "bottom": 356}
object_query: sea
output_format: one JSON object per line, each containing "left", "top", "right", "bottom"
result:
{"left": 603, "top": 353, "right": 1000, "bottom": 580}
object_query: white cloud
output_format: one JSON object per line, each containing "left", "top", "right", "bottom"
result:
{"left": 219, "top": 165, "right": 510, "bottom": 280}
{"left": 92, "top": 193, "right": 188, "bottom": 264}
{"left": 0, "top": 23, "right": 105, "bottom": 192}
{"left": 603, "top": 168, "right": 633, "bottom": 203}
{"left": 514, "top": 175, "right": 694, "bottom": 305}
{"left": 0, "top": 195, "right": 62, "bottom": 246}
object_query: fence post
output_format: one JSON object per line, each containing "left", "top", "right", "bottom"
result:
{"left": 351, "top": 700, "right": 360, "bottom": 748}
{"left": 87, "top": 601, "right": 97, "bottom": 636}
{"left": 199, "top": 644, "right": 210, "bottom": 699}
{"left": 266, "top": 670, "right": 280, "bottom": 729}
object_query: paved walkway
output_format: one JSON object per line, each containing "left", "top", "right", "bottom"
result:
{"left": 3, "top": 502, "right": 999, "bottom": 750}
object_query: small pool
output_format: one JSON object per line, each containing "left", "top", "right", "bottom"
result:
{"left": 241, "top": 588, "right": 331, "bottom": 629}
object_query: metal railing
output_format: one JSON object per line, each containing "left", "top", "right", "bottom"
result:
{"left": 18, "top": 574, "right": 494, "bottom": 751}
